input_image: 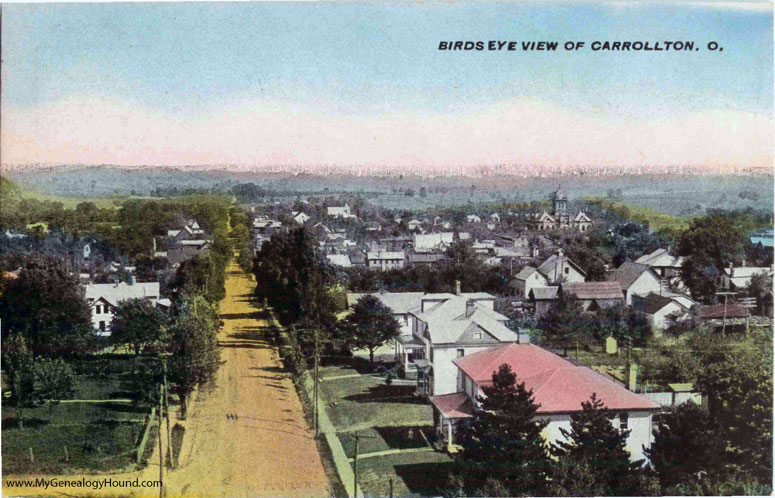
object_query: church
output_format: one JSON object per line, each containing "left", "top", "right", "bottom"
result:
{"left": 529, "top": 187, "right": 592, "bottom": 232}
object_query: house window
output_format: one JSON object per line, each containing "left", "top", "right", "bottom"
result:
{"left": 619, "top": 413, "right": 629, "bottom": 430}
{"left": 95, "top": 305, "right": 101, "bottom": 314}
{"left": 565, "top": 267, "right": 570, "bottom": 275}
{"left": 457, "top": 349, "right": 465, "bottom": 358}
{"left": 473, "top": 332, "right": 482, "bottom": 340}
{"left": 99, "top": 321, "right": 106, "bottom": 332}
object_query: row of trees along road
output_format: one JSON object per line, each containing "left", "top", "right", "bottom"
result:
{"left": 0, "top": 255, "right": 222, "bottom": 423}
{"left": 253, "top": 227, "right": 401, "bottom": 369}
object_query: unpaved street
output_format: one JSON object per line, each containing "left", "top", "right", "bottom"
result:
{"left": 166, "top": 263, "right": 331, "bottom": 497}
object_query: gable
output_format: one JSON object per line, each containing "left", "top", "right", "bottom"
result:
{"left": 456, "top": 323, "right": 501, "bottom": 344}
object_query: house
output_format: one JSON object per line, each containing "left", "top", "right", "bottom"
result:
{"left": 559, "top": 281, "right": 624, "bottom": 311}
{"left": 490, "top": 213, "right": 501, "bottom": 222}
{"left": 396, "top": 286, "right": 523, "bottom": 396}
{"left": 528, "top": 286, "right": 560, "bottom": 317}
{"left": 537, "top": 250, "right": 586, "bottom": 285}
{"left": 408, "top": 252, "right": 446, "bottom": 267}
{"left": 466, "top": 214, "right": 482, "bottom": 223}
{"left": 326, "top": 254, "right": 352, "bottom": 268}
{"left": 413, "top": 232, "right": 454, "bottom": 253}
{"left": 407, "top": 219, "right": 424, "bottom": 231}
{"left": 635, "top": 292, "right": 694, "bottom": 335}
{"left": 511, "top": 266, "right": 549, "bottom": 299}
{"left": 327, "top": 204, "right": 356, "bottom": 219}
{"left": 347, "top": 291, "right": 425, "bottom": 335}
{"left": 252, "top": 216, "right": 283, "bottom": 233}
{"left": 380, "top": 236, "right": 413, "bottom": 252}
{"left": 607, "top": 262, "right": 662, "bottom": 305}
{"left": 364, "top": 222, "right": 382, "bottom": 232}
{"left": 292, "top": 211, "right": 310, "bottom": 224}
{"left": 366, "top": 251, "right": 405, "bottom": 271}
{"left": 84, "top": 280, "right": 168, "bottom": 335}
{"left": 749, "top": 228, "right": 773, "bottom": 249}
{"left": 720, "top": 264, "right": 773, "bottom": 291}
{"left": 429, "top": 343, "right": 659, "bottom": 460}
{"left": 635, "top": 248, "right": 685, "bottom": 279}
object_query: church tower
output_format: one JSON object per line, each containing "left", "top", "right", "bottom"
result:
{"left": 552, "top": 186, "right": 568, "bottom": 215}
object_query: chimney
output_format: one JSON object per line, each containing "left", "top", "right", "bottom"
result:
{"left": 729, "top": 261, "right": 734, "bottom": 278}
{"left": 466, "top": 299, "right": 476, "bottom": 318}
{"left": 741, "top": 259, "right": 746, "bottom": 268}
{"left": 455, "top": 280, "right": 461, "bottom": 296}
{"left": 129, "top": 274, "right": 136, "bottom": 285}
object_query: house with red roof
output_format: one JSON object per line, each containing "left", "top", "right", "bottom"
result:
{"left": 429, "top": 343, "right": 659, "bottom": 461}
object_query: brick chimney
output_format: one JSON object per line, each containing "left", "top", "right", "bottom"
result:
{"left": 455, "top": 280, "right": 461, "bottom": 296}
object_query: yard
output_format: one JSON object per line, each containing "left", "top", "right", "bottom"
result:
{"left": 317, "top": 362, "right": 454, "bottom": 496}
{"left": 1, "top": 370, "right": 154, "bottom": 475}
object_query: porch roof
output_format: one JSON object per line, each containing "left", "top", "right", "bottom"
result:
{"left": 413, "top": 359, "right": 432, "bottom": 370}
{"left": 397, "top": 335, "right": 425, "bottom": 348}
{"left": 430, "top": 392, "right": 475, "bottom": 419}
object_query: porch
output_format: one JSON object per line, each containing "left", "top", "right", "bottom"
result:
{"left": 428, "top": 392, "right": 474, "bottom": 453}
{"left": 395, "top": 335, "right": 426, "bottom": 380}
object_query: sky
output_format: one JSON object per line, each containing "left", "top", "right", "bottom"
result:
{"left": 1, "top": 2, "right": 773, "bottom": 172}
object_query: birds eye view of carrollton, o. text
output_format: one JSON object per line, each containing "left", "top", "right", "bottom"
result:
{"left": 0, "top": 2, "right": 773, "bottom": 498}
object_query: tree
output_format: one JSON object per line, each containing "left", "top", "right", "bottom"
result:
{"left": 167, "top": 294, "right": 221, "bottom": 418}
{"left": 342, "top": 295, "right": 401, "bottom": 366}
{"left": 456, "top": 364, "right": 552, "bottom": 496}
{"left": 646, "top": 401, "right": 726, "bottom": 490}
{"left": 33, "top": 357, "right": 78, "bottom": 421}
{"left": 598, "top": 303, "right": 651, "bottom": 346}
{"left": 0, "top": 256, "right": 94, "bottom": 353}
{"left": 109, "top": 298, "right": 169, "bottom": 354}
{"left": 539, "top": 297, "right": 591, "bottom": 356}
{"left": 552, "top": 393, "right": 643, "bottom": 496}
{"left": 678, "top": 215, "right": 744, "bottom": 302}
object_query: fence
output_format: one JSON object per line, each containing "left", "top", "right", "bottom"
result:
{"left": 135, "top": 407, "right": 157, "bottom": 465}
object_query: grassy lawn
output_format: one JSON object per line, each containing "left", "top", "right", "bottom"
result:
{"left": 318, "top": 366, "right": 432, "bottom": 431}
{"left": 339, "top": 425, "right": 434, "bottom": 458}
{"left": 356, "top": 450, "right": 454, "bottom": 497}
{"left": 2, "top": 420, "right": 143, "bottom": 474}
{"left": 2, "top": 376, "right": 150, "bottom": 475}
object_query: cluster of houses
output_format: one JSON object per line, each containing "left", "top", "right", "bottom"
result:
{"left": 346, "top": 283, "right": 658, "bottom": 459}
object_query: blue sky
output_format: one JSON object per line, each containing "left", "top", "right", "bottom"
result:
{"left": 1, "top": 2, "right": 772, "bottom": 169}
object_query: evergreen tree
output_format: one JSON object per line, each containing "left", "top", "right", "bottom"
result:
{"left": 457, "top": 364, "right": 552, "bottom": 496}
{"left": 646, "top": 401, "right": 726, "bottom": 490}
{"left": 539, "top": 297, "right": 590, "bottom": 356}
{"left": 552, "top": 393, "right": 643, "bottom": 496}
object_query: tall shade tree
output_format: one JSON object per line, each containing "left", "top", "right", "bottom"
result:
{"left": 342, "top": 295, "right": 401, "bottom": 366}
{"left": 539, "top": 297, "right": 590, "bottom": 356}
{"left": 167, "top": 294, "right": 221, "bottom": 418}
{"left": 678, "top": 214, "right": 744, "bottom": 302}
{"left": 109, "top": 298, "right": 169, "bottom": 354}
{"left": 456, "top": 364, "right": 552, "bottom": 496}
{"left": 0, "top": 256, "right": 94, "bottom": 352}
{"left": 552, "top": 393, "right": 644, "bottom": 496}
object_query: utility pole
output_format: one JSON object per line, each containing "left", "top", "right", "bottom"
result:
{"left": 313, "top": 330, "right": 320, "bottom": 438}
{"left": 158, "top": 383, "right": 164, "bottom": 498}
{"left": 353, "top": 434, "right": 359, "bottom": 498}
{"left": 164, "top": 361, "right": 174, "bottom": 469}
{"left": 716, "top": 291, "right": 737, "bottom": 335}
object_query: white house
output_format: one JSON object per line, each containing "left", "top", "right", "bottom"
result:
{"left": 347, "top": 291, "right": 425, "bottom": 335}
{"left": 720, "top": 265, "right": 773, "bottom": 291}
{"left": 429, "top": 343, "right": 659, "bottom": 460}
{"left": 466, "top": 214, "right": 482, "bottom": 223}
{"left": 292, "top": 211, "right": 311, "bottom": 225}
{"left": 326, "top": 254, "right": 352, "bottom": 268}
{"left": 407, "top": 219, "right": 424, "bottom": 231}
{"left": 636, "top": 292, "right": 694, "bottom": 335}
{"left": 84, "top": 281, "right": 169, "bottom": 336}
{"left": 413, "top": 233, "right": 454, "bottom": 253}
{"left": 327, "top": 204, "right": 357, "bottom": 219}
{"left": 635, "top": 248, "right": 685, "bottom": 279}
{"left": 537, "top": 251, "right": 586, "bottom": 285}
{"left": 511, "top": 266, "right": 549, "bottom": 299}
{"left": 396, "top": 288, "right": 523, "bottom": 396}
{"left": 607, "top": 262, "right": 662, "bottom": 306}
{"left": 366, "top": 251, "right": 405, "bottom": 271}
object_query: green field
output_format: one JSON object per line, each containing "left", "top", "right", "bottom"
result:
{"left": 587, "top": 197, "right": 691, "bottom": 233}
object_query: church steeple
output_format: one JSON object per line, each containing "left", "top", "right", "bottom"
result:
{"left": 552, "top": 185, "right": 568, "bottom": 215}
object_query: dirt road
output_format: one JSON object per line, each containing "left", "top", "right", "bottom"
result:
{"left": 165, "top": 264, "right": 330, "bottom": 498}
{"left": 3, "top": 262, "right": 331, "bottom": 498}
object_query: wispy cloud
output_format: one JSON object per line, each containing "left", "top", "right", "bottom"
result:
{"left": 2, "top": 95, "right": 772, "bottom": 172}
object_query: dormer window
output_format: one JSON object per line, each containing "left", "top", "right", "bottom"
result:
{"left": 473, "top": 332, "right": 482, "bottom": 340}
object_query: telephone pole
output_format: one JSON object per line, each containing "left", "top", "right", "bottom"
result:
{"left": 158, "top": 383, "right": 164, "bottom": 498}
{"left": 313, "top": 330, "right": 320, "bottom": 438}
{"left": 353, "top": 434, "right": 359, "bottom": 498}
{"left": 164, "top": 361, "right": 174, "bottom": 468}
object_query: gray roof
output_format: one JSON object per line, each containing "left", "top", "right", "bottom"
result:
{"left": 538, "top": 254, "right": 586, "bottom": 279}
{"left": 84, "top": 282, "right": 160, "bottom": 307}
{"left": 346, "top": 292, "right": 425, "bottom": 314}
{"left": 514, "top": 266, "right": 539, "bottom": 280}
{"left": 607, "top": 262, "right": 655, "bottom": 289}
{"left": 529, "top": 286, "right": 559, "bottom": 300}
